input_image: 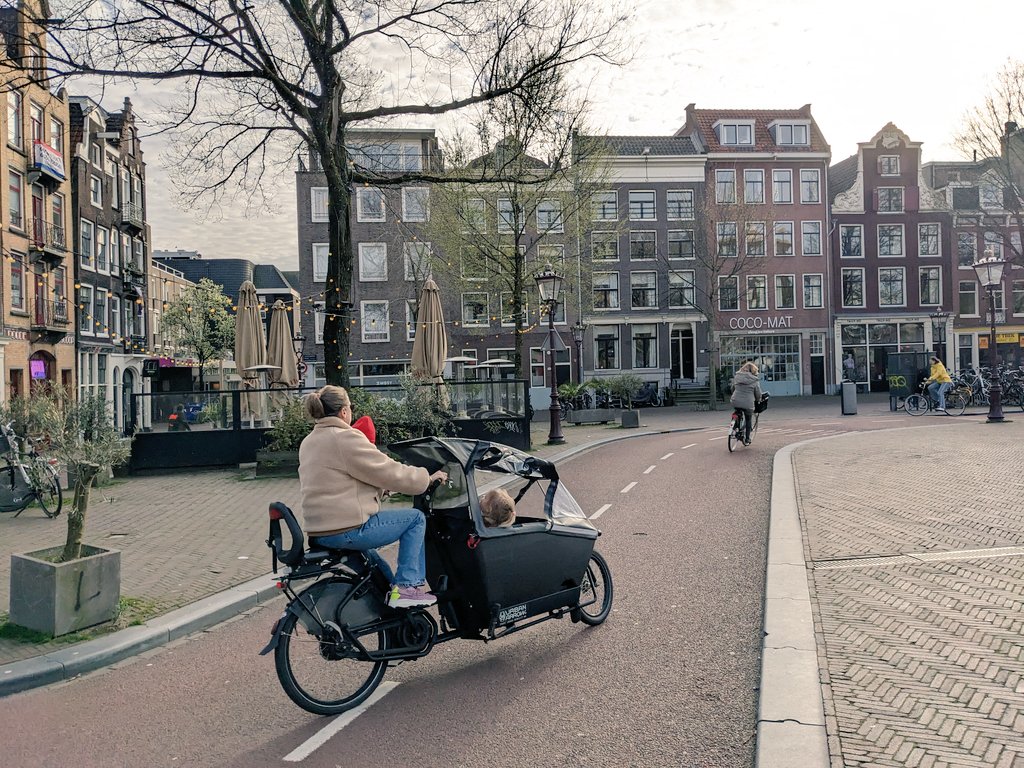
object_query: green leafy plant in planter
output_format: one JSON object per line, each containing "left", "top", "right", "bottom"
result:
{"left": 350, "top": 374, "right": 454, "bottom": 448}
{"left": 3, "top": 388, "right": 133, "bottom": 636}
{"left": 605, "top": 373, "right": 644, "bottom": 409}
{"left": 264, "top": 397, "right": 312, "bottom": 453}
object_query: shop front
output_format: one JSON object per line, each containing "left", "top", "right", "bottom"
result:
{"left": 719, "top": 333, "right": 803, "bottom": 397}
{"left": 957, "top": 327, "right": 1024, "bottom": 371}
{"left": 836, "top": 319, "right": 928, "bottom": 393}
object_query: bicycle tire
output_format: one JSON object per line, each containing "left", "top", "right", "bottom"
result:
{"left": 575, "top": 551, "right": 613, "bottom": 626}
{"left": 945, "top": 391, "right": 967, "bottom": 416}
{"left": 727, "top": 428, "right": 738, "bottom": 452}
{"left": 750, "top": 413, "right": 759, "bottom": 440}
{"left": 36, "top": 466, "right": 62, "bottom": 518}
{"left": 904, "top": 394, "right": 928, "bottom": 416}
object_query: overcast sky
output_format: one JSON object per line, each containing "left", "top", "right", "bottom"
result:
{"left": 137, "top": 0, "right": 1024, "bottom": 272}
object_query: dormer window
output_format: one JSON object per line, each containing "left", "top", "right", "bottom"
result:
{"left": 716, "top": 122, "right": 753, "bottom": 145}
{"left": 773, "top": 122, "right": 809, "bottom": 146}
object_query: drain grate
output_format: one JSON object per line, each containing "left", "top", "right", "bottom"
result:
{"left": 813, "top": 545, "right": 1024, "bottom": 570}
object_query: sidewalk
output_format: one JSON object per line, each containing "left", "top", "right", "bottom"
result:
{"left": 6, "top": 395, "right": 1021, "bottom": 766}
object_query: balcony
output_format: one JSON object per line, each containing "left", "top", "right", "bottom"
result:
{"left": 121, "top": 201, "right": 144, "bottom": 232}
{"left": 124, "top": 334, "right": 147, "bottom": 353}
{"left": 124, "top": 261, "right": 146, "bottom": 289}
{"left": 30, "top": 298, "right": 70, "bottom": 335}
{"left": 28, "top": 219, "right": 67, "bottom": 266}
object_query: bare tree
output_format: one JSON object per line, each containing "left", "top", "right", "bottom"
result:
{"left": 4, "top": 0, "right": 629, "bottom": 386}
{"left": 955, "top": 59, "right": 1024, "bottom": 267}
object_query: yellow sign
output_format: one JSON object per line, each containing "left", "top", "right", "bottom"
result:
{"left": 979, "top": 337, "right": 988, "bottom": 349}
{"left": 996, "top": 332, "right": 1020, "bottom": 344}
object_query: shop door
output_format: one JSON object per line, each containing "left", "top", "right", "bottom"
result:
{"left": 811, "top": 358, "right": 825, "bottom": 394}
{"left": 670, "top": 328, "right": 695, "bottom": 381}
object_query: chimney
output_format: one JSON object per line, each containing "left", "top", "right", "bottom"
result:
{"left": 1005, "top": 121, "right": 1019, "bottom": 137}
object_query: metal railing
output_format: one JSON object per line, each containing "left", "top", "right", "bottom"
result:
{"left": 121, "top": 201, "right": 144, "bottom": 229}
{"left": 31, "top": 298, "right": 70, "bottom": 329}
{"left": 30, "top": 219, "right": 66, "bottom": 252}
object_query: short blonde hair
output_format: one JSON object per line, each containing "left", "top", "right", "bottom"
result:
{"left": 479, "top": 488, "right": 516, "bottom": 528}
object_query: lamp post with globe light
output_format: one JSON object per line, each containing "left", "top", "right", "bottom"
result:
{"left": 929, "top": 309, "right": 949, "bottom": 362}
{"left": 972, "top": 256, "right": 1006, "bottom": 423}
{"left": 534, "top": 263, "right": 565, "bottom": 444}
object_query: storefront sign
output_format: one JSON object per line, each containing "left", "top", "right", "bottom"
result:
{"left": 996, "top": 332, "right": 1020, "bottom": 344}
{"left": 727, "top": 315, "right": 794, "bottom": 331}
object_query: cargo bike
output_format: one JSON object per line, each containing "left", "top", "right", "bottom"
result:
{"left": 260, "top": 437, "right": 613, "bottom": 716}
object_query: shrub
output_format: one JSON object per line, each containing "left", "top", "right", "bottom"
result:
{"left": 264, "top": 397, "right": 312, "bottom": 452}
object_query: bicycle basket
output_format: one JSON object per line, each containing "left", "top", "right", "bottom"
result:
{"left": 754, "top": 394, "right": 770, "bottom": 414}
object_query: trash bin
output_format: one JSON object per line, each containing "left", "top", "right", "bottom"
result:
{"left": 841, "top": 381, "right": 857, "bottom": 415}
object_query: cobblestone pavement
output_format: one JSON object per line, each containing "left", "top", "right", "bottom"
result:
{"left": 793, "top": 419, "right": 1024, "bottom": 768}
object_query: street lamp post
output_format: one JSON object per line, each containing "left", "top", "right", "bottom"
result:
{"left": 972, "top": 257, "right": 1006, "bottom": 423}
{"left": 570, "top": 321, "right": 587, "bottom": 385}
{"left": 535, "top": 263, "right": 565, "bottom": 445}
{"left": 929, "top": 309, "right": 950, "bottom": 362}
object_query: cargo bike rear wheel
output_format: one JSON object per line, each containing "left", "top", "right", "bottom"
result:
{"left": 573, "top": 551, "right": 613, "bottom": 626}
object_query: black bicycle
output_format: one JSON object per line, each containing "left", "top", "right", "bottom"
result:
{"left": 904, "top": 382, "right": 966, "bottom": 417}
{"left": 0, "top": 422, "right": 62, "bottom": 518}
{"left": 728, "top": 393, "right": 769, "bottom": 453}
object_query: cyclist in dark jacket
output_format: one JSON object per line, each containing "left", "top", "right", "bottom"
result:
{"left": 730, "top": 362, "right": 763, "bottom": 445}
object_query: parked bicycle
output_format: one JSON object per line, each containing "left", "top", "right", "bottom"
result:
{"left": 0, "top": 421, "right": 63, "bottom": 518}
{"left": 728, "top": 393, "right": 769, "bottom": 452}
{"left": 904, "top": 381, "right": 966, "bottom": 417}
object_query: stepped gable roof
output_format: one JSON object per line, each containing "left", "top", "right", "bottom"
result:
{"left": 676, "top": 104, "right": 830, "bottom": 154}
{"left": 828, "top": 154, "right": 859, "bottom": 199}
{"left": 592, "top": 135, "right": 700, "bottom": 156}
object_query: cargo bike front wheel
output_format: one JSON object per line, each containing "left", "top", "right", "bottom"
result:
{"left": 573, "top": 551, "right": 613, "bottom": 626}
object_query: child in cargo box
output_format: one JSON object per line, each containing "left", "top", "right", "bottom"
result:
{"left": 479, "top": 488, "right": 516, "bottom": 528}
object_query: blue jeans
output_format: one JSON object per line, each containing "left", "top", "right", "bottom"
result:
{"left": 309, "top": 509, "right": 427, "bottom": 587}
{"left": 928, "top": 381, "right": 951, "bottom": 410}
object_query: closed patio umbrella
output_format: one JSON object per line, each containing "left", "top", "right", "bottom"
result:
{"left": 234, "top": 280, "right": 267, "bottom": 422}
{"left": 267, "top": 300, "right": 300, "bottom": 414}
{"left": 410, "top": 278, "right": 449, "bottom": 407}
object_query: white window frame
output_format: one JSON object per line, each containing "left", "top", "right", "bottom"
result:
{"left": 314, "top": 302, "right": 325, "bottom": 343}
{"left": 357, "top": 242, "right": 388, "bottom": 282}
{"left": 878, "top": 224, "right": 905, "bottom": 257}
{"left": 802, "top": 273, "right": 824, "bottom": 309}
{"left": 840, "top": 224, "right": 863, "bottom": 258}
{"left": 8, "top": 169, "right": 23, "bottom": 230}
{"left": 774, "top": 122, "right": 809, "bottom": 146}
{"left": 80, "top": 218, "right": 95, "bottom": 270}
{"left": 842, "top": 267, "right": 865, "bottom": 309}
{"left": 957, "top": 232, "right": 978, "bottom": 269}
{"left": 461, "top": 292, "right": 489, "bottom": 327}
{"left": 629, "top": 231, "right": 656, "bottom": 261}
{"left": 110, "top": 295, "right": 121, "bottom": 340}
{"left": 799, "top": 169, "right": 820, "bottom": 204}
{"left": 774, "top": 221, "right": 794, "bottom": 256}
{"left": 667, "top": 229, "right": 695, "bottom": 260}
{"left": 877, "top": 186, "right": 904, "bottom": 213}
{"left": 312, "top": 243, "right": 329, "bottom": 282}
{"left": 628, "top": 190, "right": 656, "bottom": 221}
{"left": 310, "top": 187, "right": 328, "bottom": 222}
{"left": 79, "top": 284, "right": 95, "bottom": 336}
{"left": 959, "top": 281, "right": 979, "bottom": 316}
{"left": 536, "top": 199, "right": 564, "bottom": 233}
{"left": 406, "top": 299, "right": 418, "bottom": 341}
{"left": 497, "top": 198, "right": 518, "bottom": 233}
{"left": 95, "top": 288, "right": 109, "bottom": 336}
{"left": 95, "top": 226, "right": 109, "bottom": 273}
{"left": 594, "top": 327, "right": 621, "bottom": 371}
{"left": 801, "top": 221, "right": 822, "bottom": 256}
{"left": 918, "top": 223, "right": 940, "bottom": 257}
{"left": 668, "top": 270, "right": 695, "bottom": 309}
{"left": 629, "top": 271, "right": 658, "bottom": 310}
{"left": 593, "top": 272, "right": 619, "bottom": 311}
{"left": 592, "top": 190, "right": 618, "bottom": 221}
{"left": 715, "top": 169, "right": 736, "bottom": 204}
{"left": 772, "top": 169, "right": 793, "bottom": 204}
{"left": 10, "top": 257, "right": 24, "bottom": 310}
{"left": 404, "top": 242, "right": 431, "bottom": 281}
{"left": 89, "top": 174, "right": 103, "bottom": 207}
{"left": 463, "top": 198, "right": 486, "bottom": 232}
{"left": 360, "top": 300, "right": 390, "bottom": 342}
{"left": 718, "top": 275, "right": 739, "bottom": 312}
{"left": 401, "top": 187, "right": 429, "bottom": 222}
{"left": 7, "top": 91, "right": 22, "bottom": 148}
{"left": 745, "top": 222, "right": 767, "bottom": 257}
{"left": 631, "top": 324, "right": 658, "bottom": 369}
{"left": 746, "top": 274, "right": 768, "bottom": 311}
{"left": 743, "top": 169, "right": 764, "bottom": 204}
{"left": 774, "top": 274, "right": 796, "bottom": 310}
{"left": 878, "top": 266, "right": 906, "bottom": 307}
{"left": 592, "top": 232, "right": 619, "bottom": 262}
{"left": 717, "top": 122, "right": 753, "bottom": 145}
{"left": 356, "top": 187, "right": 385, "bottom": 223}
{"left": 666, "top": 189, "right": 694, "bottom": 220}
{"left": 879, "top": 155, "right": 900, "bottom": 176}
{"left": 717, "top": 222, "right": 738, "bottom": 257}
{"left": 919, "top": 266, "right": 942, "bottom": 307}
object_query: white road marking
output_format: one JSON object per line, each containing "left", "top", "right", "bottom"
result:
{"left": 659, "top": 452, "right": 674, "bottom": 460}
{"left": 283, "top": 682, "right": 399, "bottom": 762}
{"left": 788, "top": 429, "right": 823, "bottom": 435}
{"left": 591, "top": 503, "right": 611, "bottom": 520}
{"left": 679, "top": 443, "right": 696, "bottom": 450}
{"left": 643, "top": 465, "right": 656, "bottom": 474}
{"left": 709, "top": 435, "right": 728, "bottom": 441}
{"left": 620, "top": 481, "right": 637, "bottom": 493}
{"left": 809, "top": 422, "right": 840, "bottom": 426}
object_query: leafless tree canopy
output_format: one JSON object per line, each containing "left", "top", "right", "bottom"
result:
{"left": 4, "top": 0, "right": 630, "bottom": 385}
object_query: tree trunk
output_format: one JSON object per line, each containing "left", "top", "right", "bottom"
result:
{"left": 61, "top": 462, "right": 102, "bottom": 562}
{"left": 322, "top": 141, "right": 354, "bottom": 388}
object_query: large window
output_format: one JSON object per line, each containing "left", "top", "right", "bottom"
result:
{"left": 878, "top": 224, "right": 904, "bottom": 256}
{"left": 801, "top": 221, "right": 822, "bottom": 255}
{"left": 536, "top": 200, "right": 563, "bottom": 233}
{"left": 879, "top": 155, "right": 899, "bottom": 176}
{"left": 462, "top": 293, "right": 489, "bottom": 326}
{"left": 499, "top": 291, "right": 528, "bottom": 327}
{"left": 94, "top": 289, "right": 108, "bottom": 335}
{"left": 877, "top": 187, "right": 903, "bottom": 213}
{"left": 799, "top": 169, "right": 820, "bottom": 203}
{"left": 983, "top": 231, "right": 1004, "bottom": 260}
{"left": 593, "top": 272, "right": 619, "bottom": 310}
{"left": 595, "top": 327, "right": 619, "bottom": 370}
{"left": 629, "top": 231, "right": 656, "bottom": 260}
{"left": 746, "top": 275, "right": 768, "bottom": 310}
{"left": 878, "top": 267, "right": 905, "bottom": 306}
{"left": 592, "top": 191, "right": 617, "bottom": 221}
{"left": 719, "top": 123, "right": 752, "bottom": 145}
{"left": 842, "top": 268, "right": 865, "bottom": 308}
{"left": 404, "top": 242, "right": 430, "bottom": 281}
{"left": 360, "top": 300, "right": 390, "bottom": 342}
{"left": 772, "top": 170, "right": 792, "bottom": 204}
{"left": 80, "top": 219, "right": 95, "bottom": 269}
{"left": 919, "top": 266, "right": 941, "bottom": 306}
{"left": 668, "top": 230, "right": 694, "bottom": 259}
{"left": 310, "top": 187, "right": 328, "bottom": 222}
{"left": 803, "top": 274, "right": 823, "bottom": 308}
{"left": 774, "top": 222, "right": 794, "bottom": 256}
{"left": 775, "top": 123, "right": 808, "bottom": 145}
{"left": 79, "top": 284, "right": 94, "bottom": 333}
{"left": 717, "top": 222, "right": 737, "bottom": 257}
{"left": 358, "top": 243, "right": 387, "bottom": 281}
{"left": 957, "top": 232, "right": 977, "bottom": 268}
{"left": 1013, "top": 280, "right": 1024, "bottom": 316}
{"left": 959, "top": 281, "right": 978, "bottom": 315}
{"left": 715, "top": 169, "right": 736, "bottom": 204}
{"left": 90, "top": 175, "right": 102, "bottom": 207}
{"left": 497, "top": 198, "right": 520, "bottom": 232}
{"left": 720, "top": 335, "right": 802, "bottom": 387}
{"left": 628, "top": 190, "right": 655, "bottom": 220}
{"left": 630, "top": 271, "right": 657, "bottom": 309}
{"left": 356, "top": 187, "right": 385, "bottom": 222}
{"left": 745, "top": 223, "right": 766, "bottom": 256}
{"left": 719, "top": 276, "right": 739, "bottom": 311}
{"left": 10, "top": 258, "right": 24, "bottom": 310}
{"left": 592, "top": 232, "right": 618, "bottom": 261}
{"left": 8, "top": 170, "right": 23, "bottom": 230}
{"left": 775, "top": 275, "right": 796, "bottom": 309}
{"left": 632, "top": 325, "right": 657, "bottom": 369}
{"left": 668, "top": 270, "right": 695, "bottom": 308}
{"left": 744, "top": 170, "right": 764, "bottom": 204}
{"left": 312, "top": 243, "right": 328, "bottom": 282}
{"left": 96, "top": 227, "right": 108, "bottom": 271}
{"left": 401, "top": 187, "right": 428, "bottom": 222}
{"left": 666, "top": 190, "right": 694, "bottom": 220}
{"left": 919, "top": 223, "right": 939, "bottom": 256}
{"left": 7, "top": 92, "right": 22, "bottom": 147}
{"left": 840, "top": 225, "right": 862, "bottom": 258}
{"left": 463, "top": 198, "right": 486, "bottom": 232}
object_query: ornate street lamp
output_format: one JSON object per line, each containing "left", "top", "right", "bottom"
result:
{"left": 570, "top": 321, "right": 588, "bottom": 385}
{"left": 929, "top": 308, "right": 950, "bottom": 362}
{"left": 971, "top": 256, "right": 1006, "bottom": 423}
{"left": 534, "top": 262, "right": 565, "bottom": 444}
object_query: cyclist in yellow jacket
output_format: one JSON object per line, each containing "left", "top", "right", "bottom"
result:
{"left": 924, "top": 355, "right": 953, "bottom": 412}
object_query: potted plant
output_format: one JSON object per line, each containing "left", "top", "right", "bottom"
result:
{"left": 256, "top": 397, "right": 311, "bottom": 476}
{"left": 5, "top": 389, "right": 133, "bottom": 637}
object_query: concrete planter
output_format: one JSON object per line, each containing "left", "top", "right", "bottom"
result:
{"left": 9, "top": 545, "right": 121, "bottom": 637}
{"left": 255, "top": 449, "right": 299, "bottom": 477}
{"left": 620, "top": 410, "right": 640, "bottom": 428}
{"left": 567, "top": 408, "right": 621, "bottom": 425}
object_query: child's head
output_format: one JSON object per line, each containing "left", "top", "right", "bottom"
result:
{"left": 479, "top": 488, "right": 516, "bottom": 528}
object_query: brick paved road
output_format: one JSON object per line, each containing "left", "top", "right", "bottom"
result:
{"left": 793, "top": 419, "right": 1024, "bottom": 768}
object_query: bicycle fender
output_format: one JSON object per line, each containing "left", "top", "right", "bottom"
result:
{"left": 258, "top": 611, "right": 288, "bottom": 656}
